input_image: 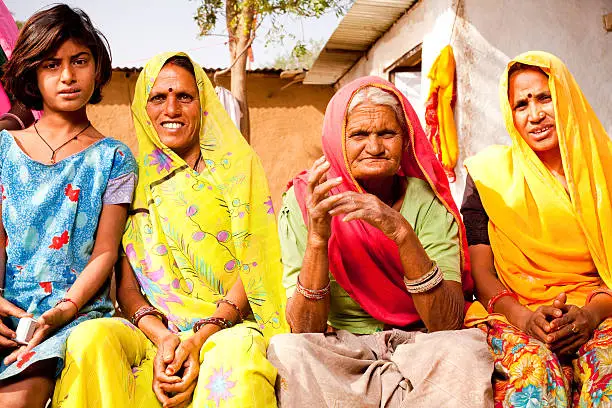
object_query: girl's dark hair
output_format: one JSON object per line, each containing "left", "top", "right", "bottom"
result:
{"left": 163, "top": 55, "right": 196, "bottom": 77}
{"left": 2, "top": 4, "right": 112, "bottom": 110}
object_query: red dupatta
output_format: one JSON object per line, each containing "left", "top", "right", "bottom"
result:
{"left": 290, "top": 76, "right": 472, "bottom": 327}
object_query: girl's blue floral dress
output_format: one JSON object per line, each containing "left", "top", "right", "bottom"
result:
{"left": 0, "top": 129, "right": 136, "bottom": 380}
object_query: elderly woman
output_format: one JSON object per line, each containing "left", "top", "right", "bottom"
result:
{"left": 267, "top": 76, "right": 493, "bottom": 407}
{"left": 463, "top": 51, "right": 612, "bottom": 406}
{"left": 51, "top": 52, "right": 288, "bottom": 408}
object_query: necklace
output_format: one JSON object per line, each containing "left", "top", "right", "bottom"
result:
{"left": 34, "top": 121, "right": 91, "bottom": 164}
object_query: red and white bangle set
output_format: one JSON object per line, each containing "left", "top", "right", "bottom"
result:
{"left": 296, "top": 276, "right": 331, "bottom": 301}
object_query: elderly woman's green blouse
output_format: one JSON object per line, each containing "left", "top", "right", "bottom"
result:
{"left": 278, "top": 176, "right": 462, "bottom": 334}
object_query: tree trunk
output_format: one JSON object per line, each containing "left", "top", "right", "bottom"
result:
{"left": 226, "top": 1, "right": 255, "bottom": 142}
{"left": 231, "top": 35, "right": 250, "bottom": 142}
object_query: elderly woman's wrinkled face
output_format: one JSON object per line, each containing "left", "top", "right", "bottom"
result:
{"left": 508, "top": 68, "right": 558, "bottom": 153}
{"left": 146, "top": 64, "right": 201, "bottom": 155}
{"left": 345, "top": 103, "right": 405, "bottom": 182}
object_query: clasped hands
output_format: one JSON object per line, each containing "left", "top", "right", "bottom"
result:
{"left": 153, "top": 333, "right": 201, "bottom": 408}
{"left": 522, "top": 292, "right": 598, "bottom": 356}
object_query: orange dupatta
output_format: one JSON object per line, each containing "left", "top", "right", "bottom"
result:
{"left": 465, "top": 51, "right": 612, "bottom": 320}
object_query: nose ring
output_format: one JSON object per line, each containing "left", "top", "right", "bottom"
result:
{"left": 538, "top": 111, "right": 545, "bottom": 118}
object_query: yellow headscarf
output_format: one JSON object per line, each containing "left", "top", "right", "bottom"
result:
{"left": 122, "top": 52, "right": 288, "bottom": 339}
{"left": 465, "top": 51, "right": 612, "bottom": 311}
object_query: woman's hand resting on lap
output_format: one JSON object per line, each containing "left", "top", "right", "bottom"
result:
{"left": 159, "top": 335, "right": 202, "bottom": 408}
{"left": 547, "top": 293, "right": 598, "bottom": 355}
{"left": 153, "top": 333, "right": 183, "bottom": 407}
{"left": 513, "top": 292, "right": 599, "bottom": 355}
{"left": 153, "top": 331, "right": 207, "bottom": 408}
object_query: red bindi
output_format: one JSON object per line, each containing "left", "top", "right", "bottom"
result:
{"left": 168, "top": 87, "right": 173, "bottom": 92}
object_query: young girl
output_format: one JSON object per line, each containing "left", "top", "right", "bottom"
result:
{"left": 0, "top": 5, "right": 136, "bottom": 407}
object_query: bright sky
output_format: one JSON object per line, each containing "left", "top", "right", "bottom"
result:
{"left": 6, "top": 0, "right": 343, "bottom": 68}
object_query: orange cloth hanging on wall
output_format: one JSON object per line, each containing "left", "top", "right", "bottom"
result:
{"left": 425, "top": 45, "right": 458, "bottom": 181}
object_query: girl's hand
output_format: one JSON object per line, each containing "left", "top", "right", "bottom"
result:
{"left": 0, "top": 297, "right": 32, "bottom": 350}
{"left": 152, "top": 333, "right": 182, "bottom": 406}
{"left": 328, "top": 191, "right": 408, "bottom": 243}
{"left": 306, "top": 156, "right": 344, "bottom": 244}
{"left": 159, "top": 336, "right": 202, "bottom": 408}
{"left": 3, "top": 301, "right": 74, "bottom": 365}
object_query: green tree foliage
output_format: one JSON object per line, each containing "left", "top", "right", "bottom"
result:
{"left": 194, "top": 1, "right": 350, "bottom": 36}
{"left": 272, "top": 38, "right": 324, "bottom": 69}
{"left": 192, "top": 0, "right": 352, "bottom": 140}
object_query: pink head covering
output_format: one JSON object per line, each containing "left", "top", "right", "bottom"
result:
{"left": 0, "top": 1, "right": 42, "bottom": 120}
{"left": 291, "top": 76, "right": 472, "bottom": 326}
{"left": 0, "top": 0, "right": 18, "bottom": 115}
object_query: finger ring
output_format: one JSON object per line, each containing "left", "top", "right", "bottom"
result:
{"left": 571, "top": 323, "right": 579, "bottom": 333}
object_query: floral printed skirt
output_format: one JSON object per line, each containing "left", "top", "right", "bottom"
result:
{"left": 52, "top": 317, "right": 277, "bottom": 408}
{"left": 478, "top": 318, "right": 612, "bottom": 407}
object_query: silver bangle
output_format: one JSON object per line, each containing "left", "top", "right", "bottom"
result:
{"left": 403, "top": 261, "right": 438, "bottom": 286}
{"left": 404, "top": 262, "right": 443, "bottom": 294}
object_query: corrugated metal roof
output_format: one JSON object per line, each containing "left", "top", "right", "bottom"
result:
{"left": 113, "top": 66, "right": 285, "bottom": 75}
{"left": 304, "top": 0, "right": 418, "bottom": 85}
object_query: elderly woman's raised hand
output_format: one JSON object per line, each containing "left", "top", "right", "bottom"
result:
{"left": 329, "top": 191, "right": 409, "bottom": 244}
{"left": 305, "top": 156, "right": 411, "bottom": 245}
{"left": 306, "top": 156, "right": 343, "bottom": 244}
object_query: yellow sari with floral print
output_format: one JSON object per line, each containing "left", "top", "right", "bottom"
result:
{"left": 123, "top": 52, "right": 287, "bottom": 337}
{"left": 52, "top": 52, "right": 287, "bottom": 408}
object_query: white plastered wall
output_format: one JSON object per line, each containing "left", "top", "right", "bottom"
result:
{"left": 341, "top": 0, "right": 612, "bottom": 204}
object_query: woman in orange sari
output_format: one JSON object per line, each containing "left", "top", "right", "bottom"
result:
{"left": 463, "top": 51, "right": 612, "bottom": 407}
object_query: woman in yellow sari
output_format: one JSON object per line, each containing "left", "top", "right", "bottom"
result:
{"left": 462, "top": 51, "right": 612, "bottom": 407}
{"left": 51, "top": 52, "right": 287, "bottom": 408}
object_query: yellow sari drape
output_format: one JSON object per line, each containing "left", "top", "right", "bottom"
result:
{"left": 465, "top": 51, "right": 612, "bottom": 317}
{"left": 426, "top": 45, "right": 458, "bottom": 179}
{"left": 52, "top": 52, "right": 285, "bottom": 408}
{"left": 122, "top": 52, "right": 288, "bottom": 338}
